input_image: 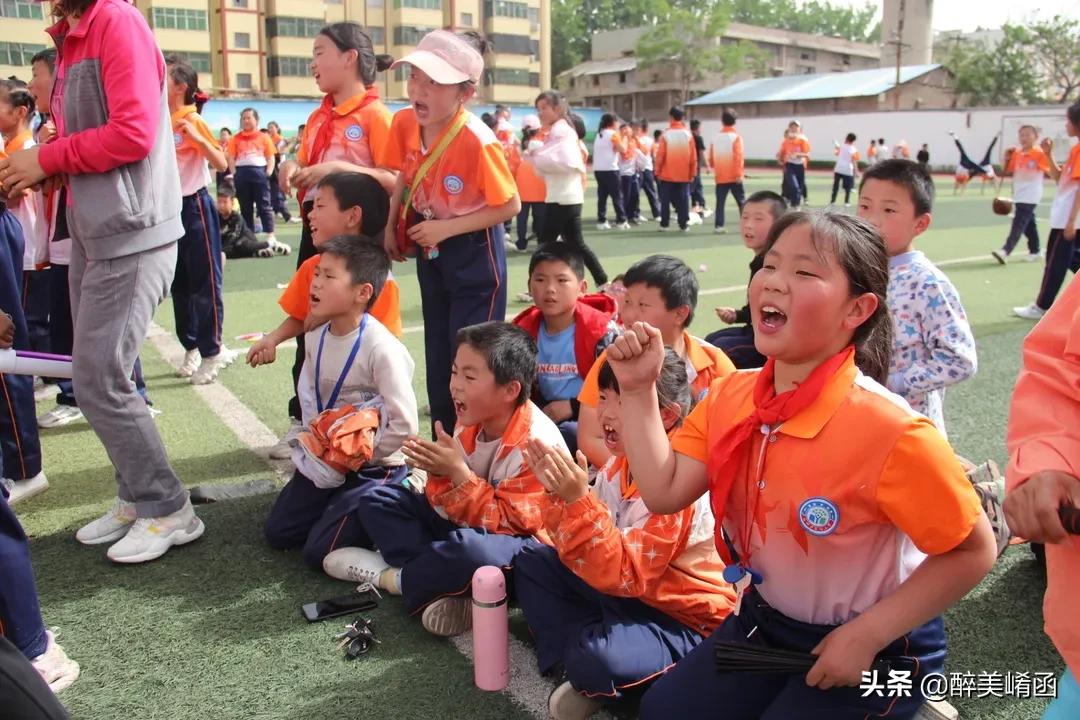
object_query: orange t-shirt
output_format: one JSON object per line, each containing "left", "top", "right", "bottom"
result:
{"left": 378, "top": 107, "right": 516, "bottom": 220}
{"left": 509, "top": 138, "right": 548, "bottom": 204}
{"left": 228, "top": 130, "right": 276, "bottom": 167}
{"left": 780, "top": 135, "right": 811, "bottom": 166}
{"left": 171, "top": 105, "right": 217, "bottom": 196}
{"left": 672, "top": 354, "right": 982, "bottom": 627}
{"left": 578, "top": 332, "right": 735, "bottom": 407}
{"left": 297, "top": 92, "right": 393, "bottom": 171}
{"left": 279, "top": 254, "right": 403, "bottom": 337}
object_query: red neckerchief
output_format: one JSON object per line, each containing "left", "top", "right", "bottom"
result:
{"left": 307, "top": 85, "right": 381, "bottom": 167}
{"left": 707, "top": 346, "right": 854, "bottom": 544}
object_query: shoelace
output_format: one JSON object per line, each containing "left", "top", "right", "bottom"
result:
{"left": 348, "top": 566, "right": 380, "bottom": 585}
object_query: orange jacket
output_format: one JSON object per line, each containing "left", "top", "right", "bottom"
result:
{"left": 708, "top": 125, "right": 744, "bottom": 184}
{"left": 655, "top": 121, "right": 698, "bottom": 183}
{"left": 1006, "top": 277, "right": 1080, "bottom": 676}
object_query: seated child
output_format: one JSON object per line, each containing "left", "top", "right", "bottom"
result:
{"left": 705, "top": 190, "right": 787, "bottom": 369}
{"left": 858, "top": 159, "right": 977, "bottom": 436}
{"left": 577, "top": 255, "right": 735, "bottom": 468}
{"left": 602, "top": 273, "right": 626, "bottom": 327}
{"left": 217, "top": 183, "right": 276, "bottom": 259}
{"left": 512, "top": 243, "right": 617, "bottom": 453}
{"left": 321, "top": 322, "right": 567, "bottom": 638}
{"left": 605, "top": 210, "right": 997, "bottom": 719}
{"left": 263, "top": 237, "right": 418, "bottom": 568}
{"left": 516, "top": 351, "right": 733, "bottom": 720}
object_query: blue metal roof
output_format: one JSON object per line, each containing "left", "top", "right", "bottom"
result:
{"left": 686, "top": 64, "right": 941, "bottom": 106}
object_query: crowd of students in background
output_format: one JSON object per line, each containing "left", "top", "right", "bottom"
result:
{"left": 0, "top": 5, "right": 1078, "bottom": 719}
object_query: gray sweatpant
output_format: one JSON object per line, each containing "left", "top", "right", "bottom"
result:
{"left": 69, "top": 239, "right": 187, "bottom": 518}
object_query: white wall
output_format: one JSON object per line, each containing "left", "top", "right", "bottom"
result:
{"left": 699, "top": 105, "right": 1075, "bottom": 169}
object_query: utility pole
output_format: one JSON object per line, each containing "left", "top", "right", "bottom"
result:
{"left": 884, "top": 0, "right": 910, "bottom": 111}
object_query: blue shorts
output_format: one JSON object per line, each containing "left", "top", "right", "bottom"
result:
{"left": 1044, "top": 669, "right": 1080, "bottom": 720}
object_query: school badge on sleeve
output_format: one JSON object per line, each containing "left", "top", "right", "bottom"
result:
{"left": 798, "top": 497, "right": 840, "bottom": 536}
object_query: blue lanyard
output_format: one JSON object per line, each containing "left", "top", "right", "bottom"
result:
{"left": 314, "top": 315, "right": 368, "bottom": 413}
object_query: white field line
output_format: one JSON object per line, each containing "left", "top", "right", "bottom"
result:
{"left": 146, "top": 321, "right": 553, "bottom": 717}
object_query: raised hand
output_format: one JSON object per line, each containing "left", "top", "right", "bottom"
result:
{"left": 605, "top": 322, "right": 665, "bottom": 395}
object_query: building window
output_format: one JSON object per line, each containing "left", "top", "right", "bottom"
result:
{"left": 796, "top": 64, "right": 814, "bottom": 75}
{"left": 368, "top": 26, "right": 384, "bottom": 44}
{"left": 151, "top": 7, "right": 208, "bottom": 31}
{"left": 484, "top": 0, "right": 528, "bottom": 18}
{"left": 799, "top": 49, "right": 816, "bottom": 61}
{"left": 393, "top": 25, "right": 437, "bottom": 46}
{"left": 327, "top": 0, "right": 343, "bottom": 4}
{"left": 268, "top": 56, "right": 311, "bottom": 78}
{"left": 234, "top": 32, "right": 251, "bottom": 49}
{"left": 231, "top": 0, "right": 248, "bottom": 7}
{"left": 266, "top": 17, "right": 323, "bottom": 39}
{"left": 0, "top": 0, "right": 43, "bottom": 20}
{"left": 392, "top": 0, "right": 440, "bottom": 9}
{"left": 529, "top": 71, "right": 539, "bottom": 86}
{"left": 368, "top": 0, "right": 384, "bottom": 7}
{"left": 167, "top": 51, "right": 212, "bottom": 74}
{"left": 618, "top": 72, "right": 626, "bottom": 84}
{"left": 592, "top": 75, "right": 599, "bottom": 86}
{"left": 460, "top": 12, "right": 473, "bottom": 26}
{"left": 487, "top": 32, "right": 532, "bottom": 55}
{"left": 527, "top": 6, "right": 538, "bottom": 31}
{"left": 393, "top": 65, "right": 410, "bottom": 82}
{"left": 236, "top": 73, "right": 253, "bottom": 89}
{"left": 841, "top": 54, "right": 850, "bottom": 66}
{"left": 0, "top": 41, "right": 45, "bottom": 66}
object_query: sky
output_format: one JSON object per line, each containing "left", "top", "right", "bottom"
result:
{"left": 824, "top": 0, "right": 1080, "bottom": 32}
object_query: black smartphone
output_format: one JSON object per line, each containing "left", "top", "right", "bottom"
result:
{"left": 301, "top": 592, "right": 378, "bottom": 623}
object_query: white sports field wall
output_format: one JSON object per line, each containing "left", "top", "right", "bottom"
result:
{"left": 698, "top": 105, "right": 1075, "bottom": 170}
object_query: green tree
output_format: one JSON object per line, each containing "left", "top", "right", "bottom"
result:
{"left": 635, "top": 5, "right": 764, "bottom": 103}
{"left": 722, "top": 0, "right": 879, "bottom": 42}
{"left": 1025, "top": 15, "right": 1080, "bottom": 103}
{"left": 942, "top": 25, "right": 1044, "bottom": 107}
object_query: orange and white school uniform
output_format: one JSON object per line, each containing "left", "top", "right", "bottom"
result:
{"left": 516, "top": 454, "right": 734, "bottom": 698}
{"left": 227, "top": 129, "right": 277, "bottom": 237}
{"left": 638, "top": 350, "right": 983, "bottom": 719}
{"left": 708, "top": 124, "right": 746, "bottom": 229}
{"left": 1006, "top": 275, "right": 1080, "bottom": 715}
{"left": 1030, "top": 141, "right": 1080, "bottom": 311}
{"left": 593, "top": 127, "right": 626, "bottom": 225}
{"left": 998, "top": 145, "right": 1051, "bottom": 258}
{"left": 655, "top": 120, "right": 698, "bottom": 230}
{"left": 354, "top": 399, "right": 566, "bottom": 614}
{"left": 637, "top": 130, "right": 661, "bottom": 218}
{"left": 279, "top": 255, "right": 402, "bottom": 337}
{"left": 379, "top": 106, "right": 516, "bottom": 434}
{"left": 171, "top": 105, "right": 225, "bottom": 360}
{"left": 509, "top": 131, "right": 547, "bottom": 250}
{"left": 5, "top": 130, "right": 51, "bottom": 356}
{"left": 778, "top": 133, "right": 810, "bottom": 207}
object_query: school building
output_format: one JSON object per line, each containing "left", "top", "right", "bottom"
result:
{"left": 0, "top": 0, "right": 551, "bottom": 104}
{"left": 557, "top": 23, "right": 882, "bottom": 122}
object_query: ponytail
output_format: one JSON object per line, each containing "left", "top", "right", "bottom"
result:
{"left": 166, "top": 55, "right": 209, "bottom": 113}
{"left": 319, "top": 22, "right": 393, "bottom": 87}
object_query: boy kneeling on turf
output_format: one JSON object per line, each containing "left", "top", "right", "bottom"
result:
{"left": 263, "top": 236, "right": 418, "bottom": 567}
{"left": 517, "top": 351, "right": 733, "bottom": 719}
{"left": 323, "top": 322, "right": 566, "bottom": 637}
{"left": 512, "top": 243, "right": 618, "bottom": 454}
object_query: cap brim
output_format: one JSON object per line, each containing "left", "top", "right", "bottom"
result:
{"left": 391, "top": 51, "right": 471, "bottom": 85}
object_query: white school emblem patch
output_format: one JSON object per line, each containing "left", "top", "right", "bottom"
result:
{"left": 798, "top": 497, "right": 840, "bottom": 536}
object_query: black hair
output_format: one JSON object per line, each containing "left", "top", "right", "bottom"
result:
{"left": 611, "top": 273, "right": 625, "bottom": 284}
{"left": 317, "top": 234, "right": 391, "bottom": 304}
{"left": 597, "top": 348, "right": 692, "bottom": 425}
{"left": 653, "top": 129, "right": 661, "bottom": 141}
{"left": 762, "top": 210, "right": 893, "bottom": 384}
{"left": 480, "top": 112, "right": 497, "bottom": 130}
{"left": 521, "top": 126, "right": 538, "bottom": 148}
{"left": 870, "top": 139, "right": 876, "bottom": 145}
{"left": 743, "top": 190, "right": 787, "bottom": 220}
{"left": 241, "top": 107, "right": 260, "bottom": 122}
{"left": 220, "top": 127, "right": 232, "bottom": 136}
{"left": 859, "top": 158, "right": 935, "bottom": 216}
{"left": 1067, "top": 102, "right": 1080, "bottom": 129}
{"left": 845, "top": 132, "right": 857, "bottom": 143}
{"left": 637, "top": 119, "right": 649, "bottom": 131}
{"left": 319, "top": 23, "right": 394, "bottom": 86}
{"left": 216, "top": 183, "right": 236, "bottom": 199}
{"left": 669, "top": 106, "right": 684, "bottom": 121}
{"left": 50, "top": 0, "right": 94, "bottom": 17}
{"left": 535, "top": 90, "right": 569, "bottom": 123}
{"left": 314, "top": 171, "right": 391, "bottom": 240}
{"left": 30, "top": 48, "right": 56, "bottom": 74}
{"left": 690, "top": 118, "right": 701, "bottom": 131}
{"left": 570, "top": 113, "right": 586, "bottom": 140}
{"left": 457, "top": 30, "right": 491, "bottom": 57}
{"left": 528, "top": 242, "right": 585, "bottom": 281}
{"left": 495, "top": 103, "right": 509, "bottom": 114}
{"left": 165, "top": 55, "right": 209, "bottom": 113}
{"left": 599, "top": 113, "right": 617, "bottom": 131}
{"left": 623, "top": 254, "right": 699, "bottom": 326}
{"left": 721, "top": 108, "right": 737, "bottom": 126}
{"left": 878, "top": 137, "right": 885, "bottom": 144}
{"left": 455, "top": 322, "right": 537, "bottom": 406}
{"left": 0, "top": 79, "right": 35, "bottom": 117}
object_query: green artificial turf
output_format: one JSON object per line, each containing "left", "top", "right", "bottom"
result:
{"left": 22, "top": 171, "right": 1064, "bottom": 719}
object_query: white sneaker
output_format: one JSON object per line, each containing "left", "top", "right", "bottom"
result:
{"left": 269, "top": 418, "right": 303, "bottom": 460}
{"left": 503, "top": 239, "right": 518, "bottom": 253}
{"left": 323, "top": 547, "right": 391, "bottom": 587}
{"left": 106, "top": 501, "right": 204, "bottom": 564}
{"left": 271, "top": 239, "right": 292, "bottom": 256}
{"left": 548, "top": 681, "right": 602, "bottom": 720}
{"left": 421, "top": 596, "right": 472, "bottom": 637}
{"left": 658, "top": 226, "right": 671, "bottom": 232}
{"left": 714, "top": 227, "right": 727, "bottom": 234}
{"left": 76, "top": 497, "right": 137, "bottom": 545}
{"left": 31, "top": 630, "right": 80, "bottom": 694}
{"left": 34, "top": 381, "right": 58, "bottom": 403}
{"left": 190, "top": 352, "right": 229, "bottom": 385}
{"left": 687, "top": 214, "right": 703, "bottom": 226}
{"left": 1, "top": 471, "right": 49, "bottom": 505}
{"left": 1024, "top": 252, "right": 1043, "bottom": 262}
{"left": 516, "top": 291, "right": 534, "bottom": 304}
{"left": 38, "top": 405, "right": 84, "bottom": 429}
{"left": 701, "top": 209, "right": 714, "bottom": 219}
{"left": 256, "top": 246, "right": 274, "bottom": 258}
{"left": 991, "top": 250, "right": 1007, "bottom": 265}
{"left": 1013, "top": 303, "right": 1046, "bottom": 320}
{"left": 616, "top": 221, "right": 631, "bottom": 230}
{"left": 596, "top": 222, "right": 611, "bottom": 231}
{"left": 176, "top": 349, "right": 200, "bottom": 378}
{"left": 288, "top": 217, "right": 303, "bottom": 224}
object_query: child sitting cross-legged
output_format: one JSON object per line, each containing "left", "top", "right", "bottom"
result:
{"left": 516, "top": 350, "right": 733, "bottom": 720}
{"left": 263, "top": 236, "right": 418, "bottom": 568}
{"left": 322, "top": 322, "right": 567, "bottom": 638}
{"left": 512, "top": 242, "right": 618, "bottom": 454}
{"left": 216, "top": 183, "right": 280, "bottom": 259}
